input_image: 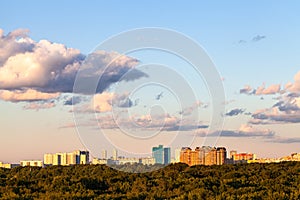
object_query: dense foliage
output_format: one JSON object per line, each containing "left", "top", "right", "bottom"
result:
{"left": 0, "top": 162, "right": 300, "bottom": 199}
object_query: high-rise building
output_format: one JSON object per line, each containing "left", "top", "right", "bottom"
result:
{"left": 102, "top": 150, "right": 107, "bottom": 159}
{"left": 152, "top": 145, "right": 164, "bottom": 164}
{"left": 43, "top": 154, "right": 53, "bottom": 165}
{"left": 175, "top": 148, "right": 181, "bottom": 163}
{"left": 216, "top": 147, "right": 227, "bottom": 165}
{"left": 164, "top": 147, "right": 171, "bottom": 164}
{"left": 152, "top": 145, "right": 171, "bottom": 164}
{"left": 180, "top": 146, "right": 227, "bottom": 166}
{"left": 112, "top": 149, "right": 118, "bottom": 160}
{"left": 52, "top": 153, "right": 62, "bottom": 165}
{"left": 66, "top": 152, "right": 76, "bottom": 165}
{"left": 180, "top": 147, "right": 204, "bottom": 166}
{"left": 204, "top": 147, "right": 217, "bottom": 166}
{"left": 180, "top": 147, "right": 192, "bottom": 165}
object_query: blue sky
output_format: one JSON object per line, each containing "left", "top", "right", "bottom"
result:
{"left": 1, "top": 1, "right": 300, "bottom": 162}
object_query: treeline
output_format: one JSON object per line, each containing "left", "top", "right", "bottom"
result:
{"left": 0, "top": 162, "right": 300, "bottom": 199}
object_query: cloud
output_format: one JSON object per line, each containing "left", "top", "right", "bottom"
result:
{"left": 178, "top": 101, "right": 206, "bottom": 116}
{"left": 195, "top": 124, "right": 275, "bottom": 138}
{"left": 237, "top": 35, "right": 266, "bottom": 44}
{"left": 23, "top": 101, "right": 56, "bottom": 110}
{"left": 0, "top": 89, "right": 59, "bottom": 102}
{"left": 250, "top": 94, "right": 300, "bottom": 124}
{"left": 63, "top": 96, "right": 84, "bottom": 106}
{"left": 218, "top": 124, "right": 274, "bottom": 137}
{"left": 163, "top": 124, "right": 209, "bottom": 132}
{"left": 285, "top": 71, "right": 300, "bottom": 93}
{"left": 225, "top": 108, "right": 245, "bottom": 117}
{"left": 92, "top": 92, "right": 115, "bottom": 113}
{"left": 65, "top": 111, "right": 209, "bottom": 132}
{"left": 267, "top": 137, "right": 300, "bottom": 144}
{"left": 155, "top": 92, "right": 163, "bottom": 100}
{"left": 240, "top": 85, "right": 253, "bottom": 94}
{"left": 91, "top": 92, "right": 138, "bottom": 113}
{"left": 0, "top": 36, "right": 84, "bottom": 93}
{"left": 0, "top": 29, "right": 34, "bottom": 66}
{"left": 238, "top": 40, "right": 247, "bottom": 44}
{"left": 252, "top": 35, "right": 266, "bottom": 42}
{"left": 255, "top": 83, "right": 281, "bottom": 95}
{"left": 76, "top": 51, "right": 146, "bottom": 94}
{"left": 0, "top": 29, "right": 147, "bottom": 103}
{"left": 240, "top": 84, "right": 281, "bottom": 95}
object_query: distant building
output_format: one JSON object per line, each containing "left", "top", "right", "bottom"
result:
{"left": 227, "top": 151, "right": 254, "bottom": 164}
{"left": 152, "top": 145, "right": 171, "bottom": 164}
{"left": 20, "top": 160, "right": 43, "bottom": 167}
{"left": 43, "top": 150, "right": 89, "bottom": 166}
{"left": 112, "top": 149, "right": 118, "bottom": 160}
{"left": 175, "top": 148, "right": 181, "bottom": 163}
{"left": 118, "top": 157, "right": 140, "bottom": 165}
{"left": 0, "top": 162, "right": 12, "bottom": 169}
{"left": 229, "top": 150, "right": 237, "bottom": 159}
{"left": 217, "top": 147, "right": 227, "bottom": 165}
{"left": 291, "top": 153, "right": 300, "bottom": 161}
{"left": 141, "top": 157, "right": 155, "bottom": 165}
{"left": 52, "top": 153, "right": 62, "bottom": 165}
{"left": 102, "top": 150, "right": 107, "bottom": 159}
{"left": 180, "top": 146, "right": 227, "bottom": 166}
{"left": 164, "top": 147, "right": 171, "bottom": 164}
{"left": 152, "top": 145, "right": 164, "bottom": 164}
{"left": 43, "top": 153, "right": 53, "bottom": 165}
{"left": 92, "top": 158, "right": 108, "bottom": 165}
{"left": 233, "top": 153, "right": 254, "bottom": 161}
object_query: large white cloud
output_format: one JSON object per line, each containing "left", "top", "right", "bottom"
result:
{"left": 0, "top": 29, "right": 146, "bottom": 103}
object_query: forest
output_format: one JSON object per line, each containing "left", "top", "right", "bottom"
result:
{"left": 0, "top": 162, "right": 300, "bottom": 199}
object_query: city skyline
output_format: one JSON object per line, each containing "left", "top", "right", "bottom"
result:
{"left": 2, "top": 145, "right": 300, "bottom": 169}
{"left": 1, "top": 1, "right": 300, "bottom": 163}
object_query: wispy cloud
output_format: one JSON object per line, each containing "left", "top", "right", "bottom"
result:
{"left": 0, "top": 89, "right": 59, "bottom": 102}
{"left": 267, "top": 136, "right": 300, "bottom": 144}
{"left": 23, "top": 101, "right": 56, "bottom": 111}
{"left": 63, "top": 96, "right": 84, "bottom": 106}
{"left": 178, "top": 101, "right": 207, "bottom": 116}
{"left": 240, "top": 83, "right": 281, "bottom": 95}
{"left": 155, "top": 92, "right": 163, "bottom": 100}
{"left": 252, "top": 35, "right": 266, "bottom": 42}
{"left": 195, "top": 124, "right": 275, "bottom": 138}
{"left": 237, "top": 34, "right": 266, "bottom": 44}
{"left": 225, "top": 108, "right": 245, "bottom": 117}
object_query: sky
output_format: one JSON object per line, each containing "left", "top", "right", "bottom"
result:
{"left": 1, "top": 1, "right": 300, "bottom": 162}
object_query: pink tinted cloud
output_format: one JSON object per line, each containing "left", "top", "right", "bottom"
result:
{"left": 255, "top": 83, "right": 281, "bottom": 95}
{"left": 0, "top": 89, "right": 59, "bottom": 102}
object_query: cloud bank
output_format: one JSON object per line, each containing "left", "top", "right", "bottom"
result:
{"left": 0, "top": 29, "right": 145, "bottom": 103}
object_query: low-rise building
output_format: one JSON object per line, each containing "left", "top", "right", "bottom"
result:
{"left": 20, "top": 160, "right": 43, "bottom": 167}
{"left": 118, "top": 157, "right": 140, "bottom": 165}
{"left": 92, "top": 158, "right": 108, "bottom": 165}
{"left": 43, "top": 150, "right": 89, "bottom": 166}
{"left": 0, "top": 161, "right": 12, "bottom": 169}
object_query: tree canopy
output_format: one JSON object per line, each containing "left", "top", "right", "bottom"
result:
{"left": 0, "top": 162, "right": 300, "bottom": 199}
